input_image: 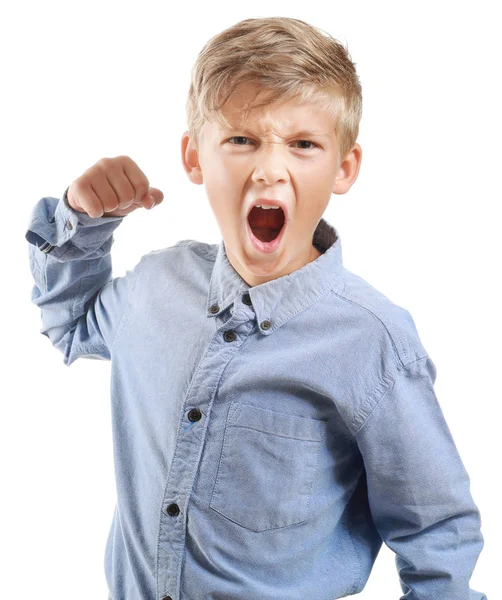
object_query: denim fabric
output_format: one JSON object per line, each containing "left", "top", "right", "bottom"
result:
{"left": 26, "top": 189, "right": 488, "bottom": 600}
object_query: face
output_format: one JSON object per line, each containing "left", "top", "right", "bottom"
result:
{"left": 181, "top": 83, "right": 362, "bottom": 287}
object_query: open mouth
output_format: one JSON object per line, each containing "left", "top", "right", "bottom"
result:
{"left": 246, "top": 205, "right": 287, "bottom": 253}
{"left": 247, "top": 206, "right": 285, "bottom": 242}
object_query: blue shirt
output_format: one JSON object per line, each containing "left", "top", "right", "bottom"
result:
{"left": 26, "top": 189, "right": 488, "bottom": 600}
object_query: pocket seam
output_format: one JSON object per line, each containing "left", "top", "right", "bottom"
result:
{"left": 228, "top": 401, "right": 326, "bottom": 441}
{"left": 209, "top": 401, "right": 327, "bottom": 532}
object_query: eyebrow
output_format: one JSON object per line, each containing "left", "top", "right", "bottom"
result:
{"left": 223, "top": 128, "right": 330, "bottom": 139}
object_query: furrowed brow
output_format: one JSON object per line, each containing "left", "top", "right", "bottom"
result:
{"left": 225, "top": 128, "right": 329, "bottom": 139}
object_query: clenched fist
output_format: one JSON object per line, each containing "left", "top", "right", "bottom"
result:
{"left": 67, "top": 155, "right": 164, "bottom": 218}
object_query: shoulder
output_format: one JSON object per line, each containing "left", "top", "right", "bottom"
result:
{"left": 329, "top": 267, "right": 429, "bottom": 369}
{"left": 130, "top": 238, "right": 218, "bottom": 284}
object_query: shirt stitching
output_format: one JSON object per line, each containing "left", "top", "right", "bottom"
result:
{"left": 328, "top": 286, "right": 404, "bottom": 368}
{"left": 354, "top": 355, "right": 430, "bottom": 437}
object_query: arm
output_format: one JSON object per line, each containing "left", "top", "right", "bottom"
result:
{"left": 355, "top": 355, "right": 487, "bottom": 600}
{"left": 26, "top": 187, "right": 134, "bottom": 365}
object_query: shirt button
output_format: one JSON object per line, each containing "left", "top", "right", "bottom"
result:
{"left": 242, "top": 292, "right": 252, "bottom": 306}
{"left": 209, "top": 304, "right": 219, "bottom": 314}
{"left": 66, "top": 219, "right": 73, "bottom": 230}
{"left": 260, "top": 319, "right": 271, "bottom": 330}
{"left": 166, "top": 503, "right": 180, "bottom": 516}
{"left": 224, "top": 330, "right": 237, "bottom": 342}
{"left": 187, "top": 408, "right": 202, "bottom": 422}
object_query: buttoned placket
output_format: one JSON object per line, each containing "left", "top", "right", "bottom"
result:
{"left": 156, "top": 292, "right": 256, "bottom": 600}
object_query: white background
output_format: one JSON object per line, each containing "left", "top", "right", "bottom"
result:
{"left": 2, "top": 1, "right": 498, "bottom": 598}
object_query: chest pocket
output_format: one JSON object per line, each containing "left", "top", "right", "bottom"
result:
{"left": 209, "top": 401, "right": 327, "bottom": 532}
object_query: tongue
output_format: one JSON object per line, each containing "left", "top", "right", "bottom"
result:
{"left": 248, "top": 206, "right": 284, "bottom": 230}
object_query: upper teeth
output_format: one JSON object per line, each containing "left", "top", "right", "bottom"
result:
{"left": 255, "top": 204, "right": 280, "bottom": 209}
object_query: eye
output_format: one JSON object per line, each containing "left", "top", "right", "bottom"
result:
{"left": 294, "top": 140, "right": 319, "bottom": 150}
{"left": 226, "top": 136, "right": 319, "bottom": 150}
{"left": 227, "top": 136, "right": 252, "bottom": 146}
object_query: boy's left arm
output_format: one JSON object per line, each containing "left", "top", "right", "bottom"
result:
{"left": 355, "top": 355, "right": 487, "bottom": 600}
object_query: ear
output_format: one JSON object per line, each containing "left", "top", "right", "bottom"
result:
{"left": 333, "top": 143, "right": 362, "bottom": 195}
{"left": 181, "top": 131, "right": 204, "bottom": 185}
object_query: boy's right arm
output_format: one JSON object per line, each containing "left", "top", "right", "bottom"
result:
{"left": 26, "top": 155, "right": 164, "bottom": 366}
{"left": 25, "top": 186, "right": 131, "bottom": 365}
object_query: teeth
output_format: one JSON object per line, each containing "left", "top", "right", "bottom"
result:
{"left": 255, "top": 204, "right": 280, "bottom": 210}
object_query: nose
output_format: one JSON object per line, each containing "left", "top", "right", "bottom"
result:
{"left": 251, "top": 148, "right": 289, "bottom": 185}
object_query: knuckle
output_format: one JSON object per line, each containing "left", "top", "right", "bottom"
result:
{"left": 97, "top": 159, "right": 111, "bottom": 172}
{"left": 71, "top": 180, "right": 87, "bottom": 203}
{"left": 78, "top": 177, "right": 92, "bottom": 197}
{"left": 97, "top": 157, "right": 111, "bottom": 168}
{"left": 70, "top": 178, "right": 82, "bottom": 194}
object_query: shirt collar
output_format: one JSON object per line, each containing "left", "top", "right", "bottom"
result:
{"left": 206, "top": 216, "right": 344, "bottom": 335}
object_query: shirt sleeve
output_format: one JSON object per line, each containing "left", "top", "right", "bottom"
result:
{"left": 26, "top": 187, "right": 134, "bottom": 366}
{"left": 355, "top": 355, "right": 487, "bottom": 600}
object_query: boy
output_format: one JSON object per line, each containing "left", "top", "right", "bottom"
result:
{"left": 25, "top": 16, "right": 487, "bottom": 600}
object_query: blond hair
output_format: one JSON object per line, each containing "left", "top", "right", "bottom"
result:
{"left": 186, "top": 16, "right": 363, "bottom": 169}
